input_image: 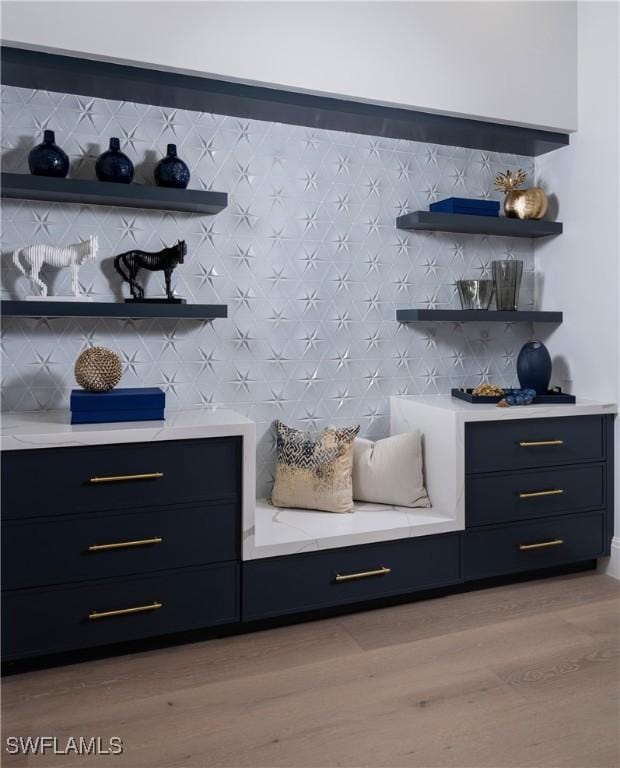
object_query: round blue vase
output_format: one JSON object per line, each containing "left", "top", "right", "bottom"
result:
{"left": 155, "top": 144, "right": 190, "bottom": 188}
{"left": 28, "top": 130, "right": 69, "bottom": 178}
{"left": 517, "top": 341, "right": 552, "bottom": 394}
{"left": 95, "top": 138, "right": 134, "bottom": 183}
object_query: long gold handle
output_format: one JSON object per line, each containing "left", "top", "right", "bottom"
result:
{"left": 519, "top": 440, "right": 564, "bottom": 447}
{"left": 519, "top": 539, "right": 564, "bottom": 551}
{"left": 88, "top": 602, "right": 162, "bottom": 620}
{"left": 88, "top": 537, "right": 163, "bottom": 552}
{"left": 89, "top": 472, "right": 164, "bottom": 484}
{"left": 335, "top": 566, "right": 391, "bottom": 582}
{"left": 519, "top": 489, "right": 564, "bottom": 499}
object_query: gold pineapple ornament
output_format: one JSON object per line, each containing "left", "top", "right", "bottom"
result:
{"left": 75, "top": 346, "right": 123, "bottom": 392}
{"left": 494, "top": 169, "right": 548, "bottom": 220}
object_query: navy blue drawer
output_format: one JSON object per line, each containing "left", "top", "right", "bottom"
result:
{"left": 2, "top": 562, "right": 239, "bottom": 660}
{"left": 243, "top": 535, "right": 461, "bottom": 621}
{"left": 467, "top": 463, "right": 605, "bottom": 527}
{"left": 2, "top": 437, "right": 241, "bottom": 520}
{"left": 463, "top": 511, "right": 605, "bottom": 580}
{"left": 465, "top": 416, "right": 605, "bottom": 474}
{"left": 2, "top": 501, "right": 239, "bottom": 590}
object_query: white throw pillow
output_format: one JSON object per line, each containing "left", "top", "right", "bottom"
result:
{"left": 352, "top": 432, "right": 430, "bottom": 508}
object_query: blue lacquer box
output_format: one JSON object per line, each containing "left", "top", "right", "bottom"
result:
{"left": 70, "top": 387, "right": 166, "bottom": 424}
{"left": 430, "top": 197, "right": 500, "bottom": 216}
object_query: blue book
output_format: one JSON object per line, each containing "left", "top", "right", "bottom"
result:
{"left": 71, "top": 387, "right": 165, "bottom": 413}
{"left": 431, "top": 198, "right": 500, "bottom": 216}
{"left": 71, "top": 409, "right": 165, "bottom": 425}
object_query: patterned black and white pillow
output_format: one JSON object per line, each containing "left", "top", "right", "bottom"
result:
{"left": 271, "top": 421, "right": 360, "bottom": 513}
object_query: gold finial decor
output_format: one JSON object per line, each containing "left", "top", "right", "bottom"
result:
{"left": 494, "top": 168, "right": 548, "bottom": 220}
{"left": 75, "top": 346, "right": 123, "bottom": 392}
{"left": 494, "top": 169, "right": 528, "bottom": 193}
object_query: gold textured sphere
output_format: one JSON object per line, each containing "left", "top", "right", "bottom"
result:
{"left": 504, "top": 188, "right": 548, "bottom": 220}
{"left": 75, "top": 347, "right": 122, "bottom": 392}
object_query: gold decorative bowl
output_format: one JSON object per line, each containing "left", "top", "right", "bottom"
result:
{"left": 504, "top": 188, "right": 548, "bottom": 220}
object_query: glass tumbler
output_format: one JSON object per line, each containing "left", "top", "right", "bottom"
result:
{"left": 492, "top": 260, "right": 523, "bottom": 310}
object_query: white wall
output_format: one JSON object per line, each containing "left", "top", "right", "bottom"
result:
{"left": 536, "top": 1, "right": 620, "bottom": 576}
{"left": 1, "top": 1, "right": 577, "bottom": 131}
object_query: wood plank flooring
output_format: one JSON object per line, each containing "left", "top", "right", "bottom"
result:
{"left": 2, "top": 571, "right": 619, "bottom": 768}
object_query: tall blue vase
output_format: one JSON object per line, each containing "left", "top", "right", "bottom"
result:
{"left": 517, "top": 341, "right": 552, "bottom": 394}
{"left": 28, "top": 130, "right": 69, "bottom": 177}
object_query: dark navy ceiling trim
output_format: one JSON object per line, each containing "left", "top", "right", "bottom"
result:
{"left": 1, "top": 45, "right": 569, "bottom": 156}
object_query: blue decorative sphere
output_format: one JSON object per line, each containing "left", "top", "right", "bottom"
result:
{"left": 28, "top": 130, "right": 69, "bottom": 178}
{"left": 517, "top": 341, "right": 552, "bottom": 394}
{"left": 155, "top": 144, "right": 190, "bottom": 189}
{"left": 95, "top": 138, "right": 134, "bottom": 184}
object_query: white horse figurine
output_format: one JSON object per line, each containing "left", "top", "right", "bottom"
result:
{"left": 12, "top": 235, "right": 99, "bottom": 298}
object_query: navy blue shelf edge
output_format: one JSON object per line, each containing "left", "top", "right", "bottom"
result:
{"left": 1, "top": 46, "right": 569, "bottom": 157}
{"left": 396, "top": 211, "right": 563, "bottom": 238}
{"left": 1, "top": 173, "right": 228, "bottom": 215}
{"left": 1, "top": 301, "right": 228, "bottom": 320}
{"left": 396, "top": 309, "right": 563, "bottom": 323}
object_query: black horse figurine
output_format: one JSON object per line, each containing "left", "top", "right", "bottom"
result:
{"left": 114, "top": 240, "right": 187, "bottom": 302}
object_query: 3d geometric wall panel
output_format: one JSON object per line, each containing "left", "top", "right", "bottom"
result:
{"left": 1, "top": 86, "right": 536, "bottom": 494}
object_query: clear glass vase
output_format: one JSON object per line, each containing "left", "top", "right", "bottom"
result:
{"left": 492, "top": 260, "right": 523, "bottom": 310}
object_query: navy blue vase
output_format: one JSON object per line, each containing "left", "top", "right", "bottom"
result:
{"left": 28, "top": 130, "right": 69, "bottom": 178}
{"left": 155, "top": 144, "right": 190, "bottom": 188}
{"left": 517, "top": 341, "right": 552, "bottom": 394}
{"left": 95, "top": 138, "right": 134, "bottom": 183}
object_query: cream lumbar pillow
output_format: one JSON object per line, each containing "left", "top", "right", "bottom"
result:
{"left": 271, "top": 421, "right": 360, "bottom": 513}
{"left": 352, "top": 432, "right": 430, "bottom": 508}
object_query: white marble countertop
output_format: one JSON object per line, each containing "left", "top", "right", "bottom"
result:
{"left": 0, "top": 407, "right": 255, "bottom": 451}
{"left": 245, "top": 499, "right": 457, "bottom": 559}
{"left": 392, "top": 395, "right": 617, "bottom": 422}
{"left": 5, "top": 397, "right": 616, "bottom": 562}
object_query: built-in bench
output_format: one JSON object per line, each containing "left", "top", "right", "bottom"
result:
{"left": 251, "top": 498, "right": 456, "bottom": 559}
{"left": 2, "top": 397, "right": 615, "bottom": 662}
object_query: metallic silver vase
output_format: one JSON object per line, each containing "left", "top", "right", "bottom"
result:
{"left": 456, "top": 279, "right": 494, "bottom": 310}
{"left": 492, "top": 260, "right": 523, "bottom": 310}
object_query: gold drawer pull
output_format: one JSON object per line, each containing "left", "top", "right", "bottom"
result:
{"left": 88, "top": 602, "right": 162, "bottom": 620}
{"left": 519, "top": 489, "right": 564, "bottom": 499}
{"left": 88, "top": 537, "right": 163, "bottom": 552}
{"left": 519, "top": 539, "right": 564, "bottom": 551}
{"left": 335, "top": 566, "right": 391, "bottom": 582}
{"left": 89, "top": 472, "right": 164, "bottom": 484}
{"left": 519, "top": 440, "right": 564, "bottom": 447}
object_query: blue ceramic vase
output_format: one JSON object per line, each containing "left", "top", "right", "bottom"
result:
{"left": 28, "top": 130, "right": 69, "bottom": 178}
{"left": 95, "top": 138, "right": 134, "bottom": 183}
{"left": 155, "top": 144, "right": 190, "bottom": 188}
{"left": 517, "top": 341, "right": 552, "bottom": 394}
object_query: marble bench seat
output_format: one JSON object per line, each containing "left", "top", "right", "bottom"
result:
{"left": 249, "top": 498, "right": 457, "bottom": 559}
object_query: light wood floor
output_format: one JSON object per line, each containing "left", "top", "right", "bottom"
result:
{"left": 3, "top": 571, "right": 620, "bottom": 768}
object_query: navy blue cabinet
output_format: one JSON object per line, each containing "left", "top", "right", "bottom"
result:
{"left": 2, "top": 437, "right": 241, "bottom": 519}
{"left": 465, "top": 415, "right": 605, "bottom": 474}
{"left": 1, "top": 438, "right": 242, "bottom": 660}
{"left": 463, "top": 414, "right": 614, "bottom": 581}
{"left": 2, "top": 563, "right": 239, "bottom": 660}
{"left": 1, "top": 413, "right": 613, "bottom": 663}
{"left": 467, "top": 463, "right": 606, "bottom": 526}
{"left": 243, "top": 535, "right": 461, "bottom": 621}
{"left": 2, "top": 501, "right": 239, "bottom": 590}
{"left": 463, "top": 511, "right": 605, "bottom": 580}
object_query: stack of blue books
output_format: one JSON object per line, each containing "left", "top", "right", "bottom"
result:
{"left": 430, "top": 197, "right": 500, "bottom": 217}
{"left": 70, "top": 387, "right": 166, "bottom": 424}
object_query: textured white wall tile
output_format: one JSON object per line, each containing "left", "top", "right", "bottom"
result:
{"left": 1, "top": 86, "right": 537, "bottom": 495}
